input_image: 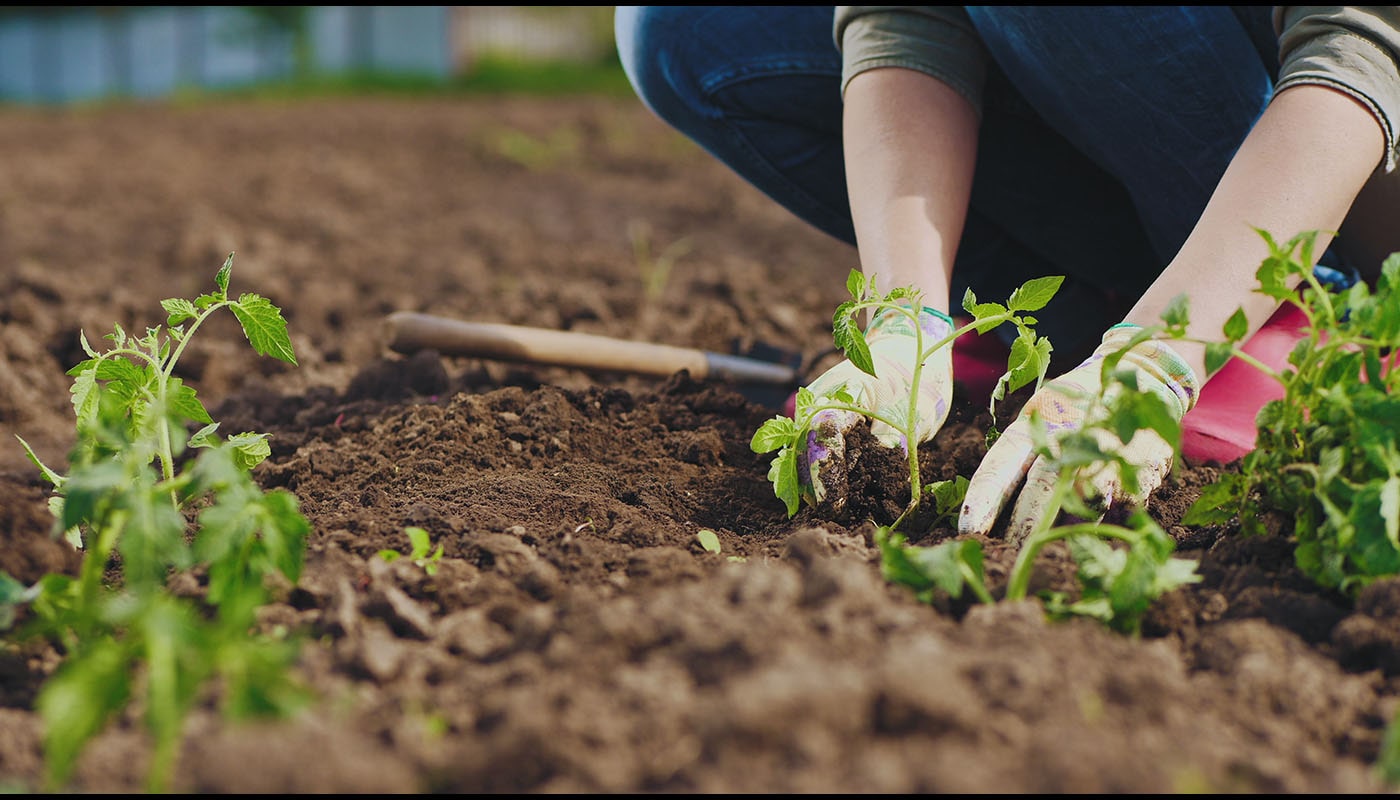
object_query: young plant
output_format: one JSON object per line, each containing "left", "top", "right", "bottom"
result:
{"left": 801, "top": 274, "right": 1201, "bottom": 633}
{"left": 751, "top": 269, "right": 1061, "bottom": 528}
{"left": 378, "top": 526, "right": 445, "bottom": 576}
{"left": 877, "top": 329, "right": 1204, "bottom": 635}
{"left": 2, "top": 254, "right": 309, "bottom": 792}
{"left": 1183, "top": 231, "right": 1400, "bottom": 596}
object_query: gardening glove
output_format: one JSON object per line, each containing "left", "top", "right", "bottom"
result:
{"left": 958, "top": 324, "right": 1199, "bottom": 545}
{"left": 799, "top": 305, "right": 955, "bottom": 512}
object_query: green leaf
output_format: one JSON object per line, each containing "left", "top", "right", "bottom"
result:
{"left": 1001, "top": 332, "right": 1052, "bottom": 396}
{"left": 846, "top": 269, "right": 866, "bottom": 301}
{"left": 253, "top": 490, "right": 310, "bottom": 584}
{"left": 406, "top": 526, "right": 432, "bottom": 559}
{"left": 1204, "top": 342, "right": 1236, "bottom": 377}
{"left": 1181, "top": 473, "right": 1245, "bottom": 526}
{"left": 750, "top": 416, "right": 796, "bottom": 454}
{"left": 875, "top": 529, "right": 985, "bottom": 602}
{"left": 1222, "top": 307, "right": 1249, "bottom": 343}
{"left": 215, "top": 253, "right": 233, "bottom": 297}
{"left": 230, "top": 294, "right": 298, "bottom": 364}
{"left": 69, "top": 368, "right": 100, "bottom": 429}
{"left": 696, "top": 529, "right": 722, "bottom": 554}
{"left": 768, "top": 447, "right": 800, "bottom": 517}
{"left": 118, "top": 484, "right": 191, "bottom": 589}
{"left": 1006, "top": 275, "right": 1063, "bottom": 312}
{"left": 832, "top": 302, "right": 874, "bottom": 376}
{"left": 16, "top": 435, "right": 66, "bottom": 489}
{"left": 1160, "top": 294, "right": 1190, "bottom": 330}
{"left": 966, "top": 302, "right": 1008, "bottom": 333}
{"left": 226, "top": 432, "right": 272, "bottom": 471}
{"left": 161, "top": 298, "right": 199, "bottom": 327}
{"left": 167, "top": 377, "right": 213, "bottom": 425}
{"left": 38, "top": 638, "right": 135, "bottom": 790}
{"left": 925, "top": 475, "right": 969, "bottom": 518}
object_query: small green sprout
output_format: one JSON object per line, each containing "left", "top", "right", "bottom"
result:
{"left": 379, "top": 526, "right": 444, "bottom": 576}
{"left": 696, "top": 529, "right": 722, "bottom": 554}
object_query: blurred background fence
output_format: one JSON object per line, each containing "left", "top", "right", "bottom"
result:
{"left": 0, "top": 6, "right": 620, "bottom": 104}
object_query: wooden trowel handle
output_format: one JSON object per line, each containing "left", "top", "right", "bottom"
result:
{"left": 384, "top": 311, "right": 798, "bottom": 386}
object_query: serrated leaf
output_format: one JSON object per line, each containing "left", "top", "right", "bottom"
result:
{"left": 830, "top": 301, "right": 873, "bottom": 375}
{"left": 768, "top": 447, "right": 800, "bottom": 517}
{"left": 69, "top": 369, "right": 100, "bottom": 428}
{"left": 750, "top": 416, "right": 796, "bottom": 453}
{"left": 886, "top": 287, "right": 915, "bottom": 304}
{"left": 966, "top": 302, "right": 1008, "bottom": 332}
{"left": 1006, "top": 275, "right": 1063, "bottom": 312}
{"left": 161, "top": 298, "right": 198, "bottom": 327}
{"left": 226, "top": 432, "right": 272, "bottom": 471}
{"left": 846, "top": 269, "right": 866, "bottom": 301}
{"left": 215, "top": 253, "right": 233, "bottom": 296}
{"left": 166, "top": 377, "right": 213, "bottom": 425}
{"left": 230, "top": 294, "right": 297, "bottom": 364}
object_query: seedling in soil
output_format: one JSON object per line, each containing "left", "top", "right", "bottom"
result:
{"left": 696, "top": 529, "right": 722, "bottom": 555}
{"left": 923, "top": 476, "right": 969, "bottom": 531}
{"left": 1182, "top": 231, "right": 1400, "bottom": 596}
{"left": 379, "top": 526, "right": 445, "bottom": 576}
{"left": 877, "top": 328, "right": 1203, "bottom": 635}
{"left": 2, "top": 254, "right": 309, "bottom": 792}
{"left": 774, "top": 270, "right": 1199, "bottom": 633}
{"left": 751, "top": 269, "right": 1060, "bottom": 528}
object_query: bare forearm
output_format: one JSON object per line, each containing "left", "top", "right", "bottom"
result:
{"left": 1126, "top": 84, "right": 1385, "bottom": 381}
{"left": 842, "top": 68, "right": 979, "bottom": 315}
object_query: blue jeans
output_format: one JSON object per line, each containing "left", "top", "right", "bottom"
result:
{"left": 616, "top": 6, "right": 1318, "bottom": 361}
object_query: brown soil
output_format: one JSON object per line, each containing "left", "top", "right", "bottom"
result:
{"left": 1, "top": 95, "right": 1397, "bottom": 793}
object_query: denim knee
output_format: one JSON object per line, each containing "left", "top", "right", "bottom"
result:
{"left": 615, "top": 7, "right": 707, "bottom": 131}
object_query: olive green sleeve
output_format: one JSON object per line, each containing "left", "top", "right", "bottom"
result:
{"left": 1275, "top": 6, "right": 1400, "bottom": 173}
{"left": 833, "top": 6, "right": 988, "bottom": 118}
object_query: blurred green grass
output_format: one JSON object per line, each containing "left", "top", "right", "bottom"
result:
{"left": 168, "top": 52, "right": 634, "bottom": 106}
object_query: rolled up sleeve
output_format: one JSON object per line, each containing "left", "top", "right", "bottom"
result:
{"left": 834, "top": 6, "right": 989, "bottom": 118}
{"left": 1275, "top": 6, "right": 1400, "bottom": 173}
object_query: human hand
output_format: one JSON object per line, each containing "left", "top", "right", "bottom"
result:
{"left": 958, "top": 324, "right": 1199, "bottom": 544}
{"left": 799, "top": 306, "right": 955, "bottom": 512}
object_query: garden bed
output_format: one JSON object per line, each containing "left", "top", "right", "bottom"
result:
{"left": 0, "top": 95, "right": 1396, "bottom": 792}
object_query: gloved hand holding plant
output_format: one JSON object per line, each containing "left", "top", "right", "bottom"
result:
{"left": 752, "top": 269, "right": 1060, "bottom": 528}
{"left": 798, "top": 304, "right": 955, "bottom": 511}
{"left": 958, "top": 323, "right": 1199, "bottom": 544}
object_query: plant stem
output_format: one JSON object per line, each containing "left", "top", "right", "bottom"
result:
{"left": 1005, "top": 519, "right": 1143, "bottom": 601}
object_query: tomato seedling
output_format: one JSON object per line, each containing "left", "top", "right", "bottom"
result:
{"left": 379, "top": 526, "right": 445, "bottom": 576}
{"left": 1183, "top": 231, "right": 1400, "bottom": 596}
{"left": 751, "top": 269, "right": 1060, "bottom": 528}
{"left": 3, "top": 254, "right": 309, "bottom": 792}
